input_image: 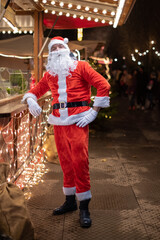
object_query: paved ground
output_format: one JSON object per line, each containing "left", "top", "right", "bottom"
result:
{"left": 27, "top": 97, "right": 160, "bottom": 240}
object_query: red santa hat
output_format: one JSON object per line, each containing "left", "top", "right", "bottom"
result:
{"left": 48, "top": 36, "right": 70, "bottom": 52}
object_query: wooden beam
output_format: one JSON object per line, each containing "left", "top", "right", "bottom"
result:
{"left": 34, "top": 11, "right": 44, "bottom": 83}
{"left": 34, "top": 11, "right": 39, "bottom": 83}
{"left": 119, "top": 0, "right": 136, "bottom": 25}
{"left": 39, "top": 11, "right": 44, "bottom": 81}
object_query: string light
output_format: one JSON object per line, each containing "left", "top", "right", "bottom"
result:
{"left": 77, "top": 5, "right": 81, "bottom": 9}
{"left": 85, "top": 6, "right": 89, "bottom": 11}
{"left": 0, "top": 96, "right": 52, "bottom": 195}
{"left": 59, "top": 2, "right": 64, "bottom": 7}
{"left": 102, "top": 10, "right": 107, "bottom": 14}
{"left": 68, "top": 3, "right": 72, "bottom": 8}
{"left": 93, "top": 8, "right": 98, "bottom": 13}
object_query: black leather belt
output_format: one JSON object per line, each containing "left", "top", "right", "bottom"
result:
{"left": 53, "top": 101, "right": 89, "bottom": 110}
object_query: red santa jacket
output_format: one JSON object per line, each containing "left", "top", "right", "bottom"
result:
{"left": 22, "top": 61, "right": 110, "bottom": 125}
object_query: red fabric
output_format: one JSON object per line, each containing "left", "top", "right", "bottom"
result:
{"left": 29, "top": 61, "right": 110, "bottom": 117}
{"left": 53, "top": 124, "right": 90, "bottom": 193}
{"left": 43, "top": 14, "right": 109, "bottom": 29}
{"left": 51, "top": 36, "right": 64, "bottom": 41}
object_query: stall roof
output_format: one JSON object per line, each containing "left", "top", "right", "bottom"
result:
{"left": 0, "top": 0, "right": 136, "bottom": 32}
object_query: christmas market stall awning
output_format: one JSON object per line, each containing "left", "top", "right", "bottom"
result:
{"left": 0, "top": 0, "right": 136, "bottom": 33}
{"left": 0, "top": 35, "right": 93, "bottom": 57}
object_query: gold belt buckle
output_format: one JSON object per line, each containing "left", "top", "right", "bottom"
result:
{"left": 60, "top": 101, "right": 66, "bottom": 109}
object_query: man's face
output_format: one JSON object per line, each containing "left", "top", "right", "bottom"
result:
{"left": 51, "top": 43, "right": 66, "bottom": 52}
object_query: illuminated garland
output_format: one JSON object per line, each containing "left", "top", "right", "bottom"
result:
{"left": 0, "top": 97, "right": 52, "bottom": 199}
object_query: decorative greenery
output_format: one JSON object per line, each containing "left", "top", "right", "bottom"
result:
{"left": 9, "top": 70, "right": 27, "bottom": 94}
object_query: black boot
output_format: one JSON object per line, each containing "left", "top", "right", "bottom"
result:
{"left": 79, "top": 199, "right": 92, "bottom": 228}
{"left": 53, "top": 195, "right": 77, "bottom": 215}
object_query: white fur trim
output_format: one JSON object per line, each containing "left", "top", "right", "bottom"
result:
{"left": 58, "top": 73, "right": 68, "bottom": 120}
{"left": 21, "top": 93, "right": 37, "bottom": 103}
{"left": 63, "top": 187, "right": 76, "bottom": 195}
{"left": 76, "top": 190, "right": 92, "bottom": 201}
{"left": 93, "top": 96, "right": 110, "bottom": 108}
{"left": 48, "top": 39, "right": 70, "bottom": 52}
{"left": 48, "top": 108, "right": 91, "bottom": 126}
{"left": 64, "top": 38, "right": 68, "bottom": 44}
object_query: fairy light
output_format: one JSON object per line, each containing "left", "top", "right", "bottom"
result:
{"left": 102, "top": 10, "right": 107, "bottom": 14}
{"left": 111, "top": 11, "right": 115, "bottom": 16}
{"left": 44, "top": 9, "right": 48, "bottom": 13}
{"left": 52, "top": 10, "right": 55, "bottom": 14}
{"left": 73, "top": 14, "right": 77, "bottom": 18}
{"left": 93, "top": 8, "right": 98, "bottom": 13}
{"left": 109, "top": 21, "right": 113, "bottom": 25}
{"left": 101, "top": 19, "right": 105, "bottom": 24}
{"left": 68, "top": 3, "right": 72, "bottom": 8}
{"left": 42, "top": 0, "right": 47, "bottom": 3}
{"left": 80, "top": 15, "right": 84, "bottom": 20}
{"left": 77, "top": 5, "right": 81, "bottom": 9}
{"left": 0, "top": 96, "right": 52, "bottom": 191}
{"left": 59, "top": 2, "right": 64, "bottom": 7}
{"left": 94, "top": 18, "right": 98, "bottom": 22}
{"left": 51, "top": 1, "right": 55, "bottom": 5}
{"left": 85, "top": 6, "right": 89, "bottom": 11}
{"left": 87, "top": 17, "right": 91, "bottom": 21}
{"left": 66, "top": 13, "right": 70, "bottom": 17}
{"left": 59, "top": 11, "right": 63, "bottom": 15}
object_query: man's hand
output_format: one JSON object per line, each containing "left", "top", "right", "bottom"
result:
{"left": 27, "top": 98, "right": 42, "bottom": 117}
{"left": 76, "top": 108, "right": 98, "bottom": 128}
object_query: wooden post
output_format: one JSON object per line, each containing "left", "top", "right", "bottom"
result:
{"left": 34, "top": 11, "right": 44, "bottom": 83}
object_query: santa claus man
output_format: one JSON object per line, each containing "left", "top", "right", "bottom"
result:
{"left": 22, "top": 36, "right": 110, "bottom": 228}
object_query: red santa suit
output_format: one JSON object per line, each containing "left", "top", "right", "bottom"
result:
{"left": 22, "top": 57, "right": 110, "bottom": 201}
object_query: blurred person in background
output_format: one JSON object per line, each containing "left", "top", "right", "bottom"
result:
{"left": 126, "top": 69, "right": 138, "bottom": 110}
{"left": 136, "top": 66, "right": 148, "bottom": 110}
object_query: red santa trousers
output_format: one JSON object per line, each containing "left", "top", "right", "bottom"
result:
{"left": 53, "top": 124, "right": 91, "bottom": 201}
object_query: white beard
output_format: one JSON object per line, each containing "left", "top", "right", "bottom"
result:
{"left": 46, "top": 49, "right": 77, "bottom": 77}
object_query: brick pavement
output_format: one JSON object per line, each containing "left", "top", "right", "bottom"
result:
{"left": 27, "top": 97, "right": 160, "bottom": 240}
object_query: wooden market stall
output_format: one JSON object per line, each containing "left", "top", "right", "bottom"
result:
{"left": 0, "top": 0, "right": 136, "bottom": 82}
{"left": 0, "top": 0, "right": 136, "bottom": 184}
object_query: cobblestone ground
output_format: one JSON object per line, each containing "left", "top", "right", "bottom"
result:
{"left": 27, "top": 97, "right": 160, "bottom": 240}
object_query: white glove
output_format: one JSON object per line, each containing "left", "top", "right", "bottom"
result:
{"left": 76, "top": 108, "right": 98, "bottom": 128}
{"left": 27, "top": 98, "right": 42, "bottom": 117}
